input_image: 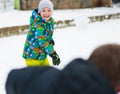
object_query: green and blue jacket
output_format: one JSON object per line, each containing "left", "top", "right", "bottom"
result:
{"left": 22, "top": 9, "right": 55, "bottom": 60}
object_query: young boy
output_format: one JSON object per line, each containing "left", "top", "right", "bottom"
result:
{"left": 22, "top": 0, "right": 60, "bottom": 66}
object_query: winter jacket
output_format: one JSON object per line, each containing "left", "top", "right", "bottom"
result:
{"left": 6, "top": 58, "right": 116, "bottom": 94}
{"left": 55, "top": 58, "right": 116, "bottom": 94}
{"left": 5, "top": 66, "right": 60, "bottom": 94}
{"left": 22, "top": 9, "right": 55, "bottom": 60}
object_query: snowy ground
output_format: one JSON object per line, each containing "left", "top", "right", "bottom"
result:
{"left": 0, "top": 7, "right": 120, "bottom": 94}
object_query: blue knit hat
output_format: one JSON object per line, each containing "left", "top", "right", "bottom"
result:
{"left": 38, "top": 0, "right": 53, "bottom": 13}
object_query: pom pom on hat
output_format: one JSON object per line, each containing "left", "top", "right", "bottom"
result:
{"left": 38, "top": 0, "right": 53, "bottom": 13}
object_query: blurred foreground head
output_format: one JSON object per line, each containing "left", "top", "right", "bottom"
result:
{"left": 6, "top": 59, "right": 116, "bottom": 94}
{"left": 88, "top": 44, "right": 120, "bottom": 90}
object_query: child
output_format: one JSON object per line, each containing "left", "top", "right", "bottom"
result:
{"left": 22, "top": 0, "right": 60, "bottom": 66}
{"left": 88, "top": 44, "right": 120, "bottom": 94}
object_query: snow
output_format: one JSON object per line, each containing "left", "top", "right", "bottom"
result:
{"left": 0, "top": 0, "right": 14, "bottom": 11}
{"left": 0, "top": 5, "right": 120, "bottom": 94}
{"left": 1, "top": 7, "right": 120, "bottom": 28}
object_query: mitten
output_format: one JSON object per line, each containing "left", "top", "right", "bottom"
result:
{"left": 50, "top": 39, "right": 55, "bottom": 46}
{"left": 50, "top": 51, "right": 60, "bottom": 65}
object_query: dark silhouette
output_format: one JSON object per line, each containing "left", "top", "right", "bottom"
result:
{"left": 6, "top": 58, "right": 116, "bottom": 94}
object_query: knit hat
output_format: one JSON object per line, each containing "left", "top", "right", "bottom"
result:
{"left": 38, "top": 0, "right": 53, "bottom": 13}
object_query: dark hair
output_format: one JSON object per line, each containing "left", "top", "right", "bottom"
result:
{"left": 88, "top": 44, "right": 120, "bottom": 88}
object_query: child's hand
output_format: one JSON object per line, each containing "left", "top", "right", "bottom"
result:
{"left": 50, "top": 51, "right": 60, "bottom": 65}
{"left": 50, "top": 40, "right": 55, "bottom": 46}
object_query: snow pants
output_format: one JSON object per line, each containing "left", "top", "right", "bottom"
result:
{"left": 25, "top": 58, "right": 50, "bottom": 66}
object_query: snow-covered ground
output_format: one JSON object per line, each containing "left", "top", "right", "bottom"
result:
{"left": 0, "top": 5, "right": 120, "bottom": 94}
{"left": 0, "top": 6, "right": 120, "bottom": 28}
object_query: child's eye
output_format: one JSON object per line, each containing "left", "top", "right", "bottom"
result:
{"left": 41, "top": 9, "right": 51, "bottom": 12}
{"left": 48, "top": 10, "right": 51, "bottom": 12}
{"left": 42, "top": 10, "right": 46, "bottom": 12}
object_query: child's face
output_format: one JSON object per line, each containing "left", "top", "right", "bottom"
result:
{"left": 40, "top": 7, "right": 52, "bottom": 21}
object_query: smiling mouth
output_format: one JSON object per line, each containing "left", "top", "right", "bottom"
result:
{"left": 43, "top": 16, "right": 50, "bottom": 18}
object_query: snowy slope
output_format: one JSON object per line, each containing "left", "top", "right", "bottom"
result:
{"left": 0, "top": 6, "right": 120, "bottom": 28}
{"left": 0, "top": 6, "right": 120, "bottom": 94}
